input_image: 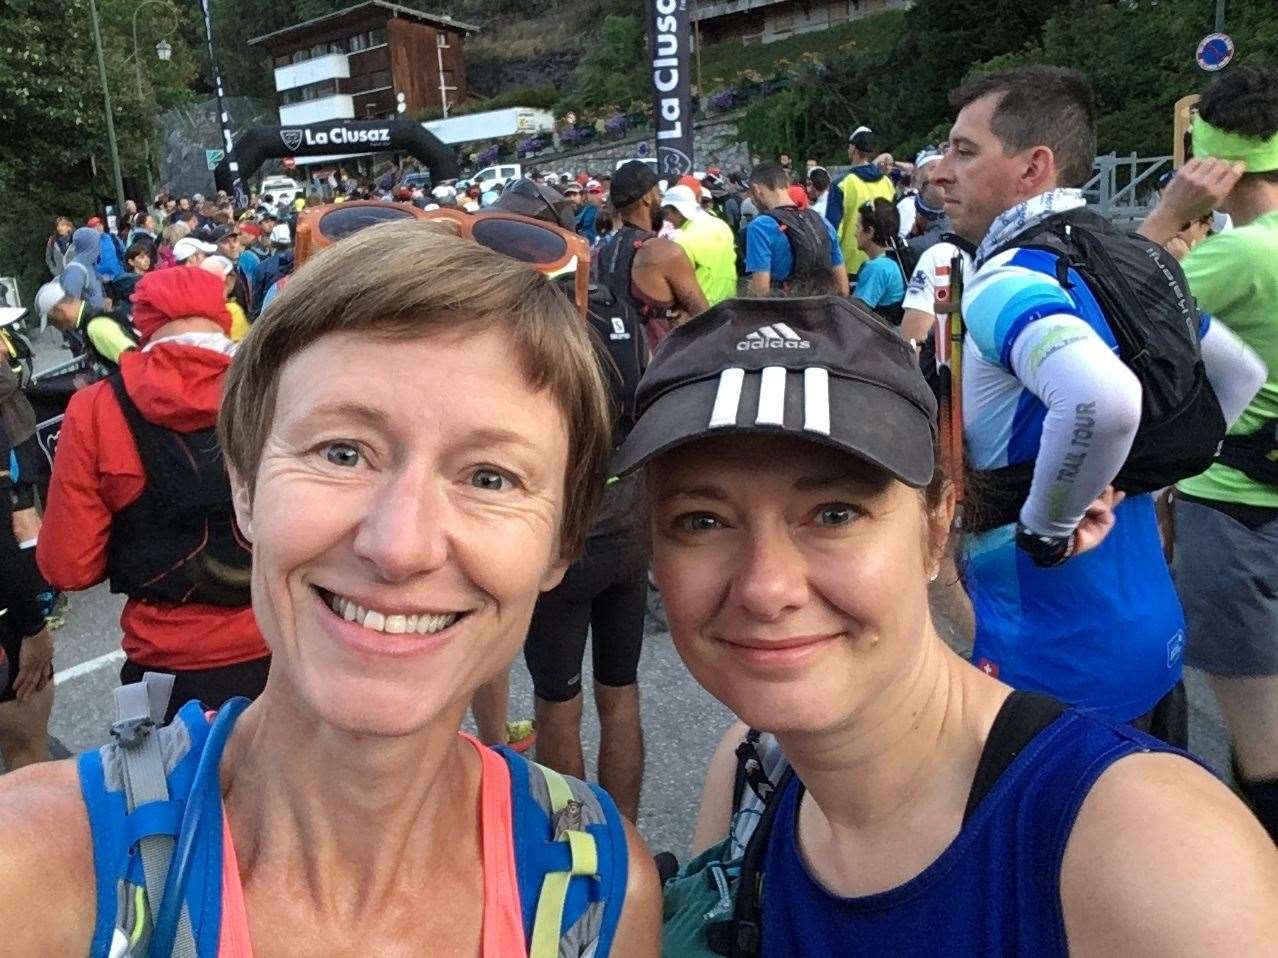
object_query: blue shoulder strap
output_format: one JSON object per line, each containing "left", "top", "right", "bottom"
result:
{"left": 500, "top": 748, "right": 630, "bottom": 957}
{"left": 78, "top": 698, "right": 227, "bottom": 958}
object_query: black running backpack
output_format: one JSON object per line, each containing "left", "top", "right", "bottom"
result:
{"left": 761, "top": 206, "right": 836, "bottom": 293}
{"left": 968, "top": 207, "right": 1226, "bottom": 533}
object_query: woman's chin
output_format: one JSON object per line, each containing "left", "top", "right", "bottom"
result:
{"left": 298, "top": 671, "right": 452, "bottom": 738}
{"left": 706, "top": 678, "right": 852, "bottom": 737}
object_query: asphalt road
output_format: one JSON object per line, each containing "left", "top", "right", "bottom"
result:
{"left": 14, "top": 332, "right": 1235, "bottom": 860}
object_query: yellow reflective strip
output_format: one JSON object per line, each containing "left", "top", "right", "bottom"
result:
{"left": 129, "top": 886, "right": 147, "bottom": 945}
{"left": 565, "top": 828, "right": 599, "bottom": 876}
{"left": 529, "top": 871, "right": 571, "bottom": 958}
{"left": 538, "top": 763, "right": 575, "bottom": 814}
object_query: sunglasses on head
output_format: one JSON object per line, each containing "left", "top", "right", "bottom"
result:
{"left": 293, "top": 200, "right": 590, "bottom": 319}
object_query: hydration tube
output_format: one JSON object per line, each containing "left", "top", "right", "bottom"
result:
{"left": 149, "top": 696, "right": 251, "bottom": 957}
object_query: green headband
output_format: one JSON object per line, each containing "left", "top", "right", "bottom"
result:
{"left": 1192, "top": 114, "right": 1278, "bottom": 173}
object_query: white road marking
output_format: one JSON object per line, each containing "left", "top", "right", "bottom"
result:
{"left": 54, "top": 649, "right": 125, "bottom": 686}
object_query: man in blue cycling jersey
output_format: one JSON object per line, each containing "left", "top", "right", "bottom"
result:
{"left": 931, "top": 67, "right": 1263, "bottom": 738}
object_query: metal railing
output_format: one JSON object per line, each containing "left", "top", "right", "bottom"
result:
{"left": 1081, "top": 153, "right": 1172, "bottom": 222}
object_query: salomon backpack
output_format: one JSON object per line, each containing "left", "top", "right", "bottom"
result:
{"left": 968, "top": 207, "right": 1225, "bottom": 531}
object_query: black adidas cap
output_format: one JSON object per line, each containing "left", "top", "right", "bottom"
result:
{"left": 613, "top": 296, "right": 937, "bottom": 485}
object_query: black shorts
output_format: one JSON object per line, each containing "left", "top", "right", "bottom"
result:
{"left": 120, "top": 655, "right": 271, "bottom": 724}
{"left": 0, "top": 620, "right": 21, "bottom": 704}
{"left": 0, "top": 618, "right": 49, "bottom": 705}
{"left": 524, "top": 536, "right": 648, "bottom": 703}
{"left": 7, "top": 434, "right": 45, "bottom": 511}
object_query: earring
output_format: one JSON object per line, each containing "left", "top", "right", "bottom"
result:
{"left": 928, "top": 569, "right": 940, "bottom": 583}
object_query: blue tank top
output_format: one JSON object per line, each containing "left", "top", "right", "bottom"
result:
{"left": 760, "top": 710, "right": 1186, "bottom": 956}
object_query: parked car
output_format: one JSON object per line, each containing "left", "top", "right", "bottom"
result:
{"left": 615, "top": 157, "right": 658, "bottom": 173}
{"left": 398, "top": 171, "right": 433, "bottom": 192}
{"left": 471, "top": 164, "right": 522, "bottom": 192}
{"left": 260, "top": 175, "right": 302, "bottom": 207}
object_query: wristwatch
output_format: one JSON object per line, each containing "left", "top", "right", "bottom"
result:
{"left": 1015, "top": 522, "right": 1077, "bottom": 567}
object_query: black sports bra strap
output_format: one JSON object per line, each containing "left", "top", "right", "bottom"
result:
{"left": 963, "top": 691, "right": 1067, "bottom": 824}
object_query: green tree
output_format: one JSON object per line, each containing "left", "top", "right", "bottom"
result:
{"left": 558, "top": 14, "right": 646, "bottom": 114}
{"left": 735, "top": 11, "right": 907, "bottom": 163}
{"left": 0, "top": 0, "right": 197, "bottom": 300}
{"left": 966, "top": 0, "right": 1278, "bottom": 160}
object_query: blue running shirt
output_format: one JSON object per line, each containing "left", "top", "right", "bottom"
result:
{"left": 760, "top": 711, "right": 1191, "bottom": 956}
{"left": 744, "top": 211, "right": 844, "bottom": 284}
{"left": 960, "top": 247, "right": 1184, "bottom": 721}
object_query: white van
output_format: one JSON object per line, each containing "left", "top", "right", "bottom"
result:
{"left": 615, "top": 157, "right": 658, "bottom": 172}
{"left": 472, "top": 164, "right": 522, "bottom": 192}
{"left": 260, "top": 175, "right": 301, "bottom": 207}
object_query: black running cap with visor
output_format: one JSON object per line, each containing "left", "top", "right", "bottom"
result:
{"left": 611, "top": 161, "right": 660, "bottom": 207}
{"left": 613, "top": 296, "right": 938, "bottom": 486}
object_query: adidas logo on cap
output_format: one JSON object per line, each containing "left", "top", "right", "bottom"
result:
{"left": 736, "top": 323, "right": 812, "bottom": 351}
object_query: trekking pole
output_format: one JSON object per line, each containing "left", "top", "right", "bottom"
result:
{"left": 935, "top": 253, "right": 966, "bottom": 509}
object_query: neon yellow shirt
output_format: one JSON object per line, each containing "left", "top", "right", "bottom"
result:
{"left": 1178, "top": 210, "right": 1278, "bottom": 506}
{"left": 837, "top": 171, "right": 895, "bottom": 277}
{"left": 227, "top": 300, "right": 250, "bottom": 342}
{"left": 672, "top": 213, "right": 738, "bottom": 306}
{"left": 84, "top": 315, "right": 137, "bottom": 364}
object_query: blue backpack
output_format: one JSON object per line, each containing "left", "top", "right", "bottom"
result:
{"left": 77, "top": 673, "right": 629, "bottom": 957}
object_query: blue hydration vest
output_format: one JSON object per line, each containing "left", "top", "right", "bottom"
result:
{"left": 77, "top": 677, "right": 628, "bottom": 957}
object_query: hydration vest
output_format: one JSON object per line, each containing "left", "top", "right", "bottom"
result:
{"left": 584, "top": 279, "right": 650, "bottom": 540}
{"left": 104, "top": 375, "right": 251, "bottom": 606}
{"left": 596, "top": 226, "right": 678, "bottom": 351}
{"left": 79, "top": 674, "right": 629, "bottom": 957}
{"left": 760, "top": 206, "right": 836, "bottom": 294}
{"left": 76, "top": 308, "right": 140, "bottom": 377}
{"left": 966, "top": 208, "right": 1226, "bottom": 532}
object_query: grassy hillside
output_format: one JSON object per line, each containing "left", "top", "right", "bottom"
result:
{"left": 465, "top": 6, "right": 907, "bottom": 111}
{"left": 697, "top": 10, "right": 907, "bottom": 90}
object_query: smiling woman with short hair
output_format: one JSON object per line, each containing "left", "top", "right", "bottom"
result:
{"left": 0, "top": 220, "right": 660, "bottom": 957}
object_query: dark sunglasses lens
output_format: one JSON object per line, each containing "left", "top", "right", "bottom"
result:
{"left": 318, "top": 205, "right": 415, "bottom": 240}
{"left": 471, "top": 217, "right": 568, "bottom": 264}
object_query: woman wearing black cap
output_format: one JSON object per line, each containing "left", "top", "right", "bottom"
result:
{"left": 625, "top": 296, "right": 1278, "bottom": 956}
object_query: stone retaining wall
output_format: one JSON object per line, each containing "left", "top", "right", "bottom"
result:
{"left": 517, "top": 112, "right": 750, "bottom": 176}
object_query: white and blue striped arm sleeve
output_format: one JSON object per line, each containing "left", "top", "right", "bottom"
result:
{"left": 963, "top": 255, "right": 1083, "bottom": 369}
{"left": 1008, "top": 315, "right": 1142, "bottom": 538}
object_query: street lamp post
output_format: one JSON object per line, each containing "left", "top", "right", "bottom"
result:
{"left": 131, "top": 0, "right": 178, "bottom": 204}
{"left": 88, "top": 0, "right": 127, "bottom": 222}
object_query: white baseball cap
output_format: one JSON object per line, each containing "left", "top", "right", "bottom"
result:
{"left": 199, "top": 255, "right": 234, "bottom": 279}
{"left": 270, "top": 223, "right": 291, "bottom": 245}
{"left": 35, "top": 280, "right": 69, "bottom": 320}
{"left": 173, "top": 237, "right": 218, "bottom": 262}
{"left": 660, "top": 185, "right": 700, "bottom": 221}
{"left": 432, "top": 185, "right": 457, "bottom": 201}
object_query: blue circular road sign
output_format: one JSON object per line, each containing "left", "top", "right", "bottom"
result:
{"left": 1196, "top": 33, "right": 1235, "bottom": 72}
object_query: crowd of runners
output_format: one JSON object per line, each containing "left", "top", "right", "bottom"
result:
{"left": 1, "top": 63, "right": 1277, "bottom": 956}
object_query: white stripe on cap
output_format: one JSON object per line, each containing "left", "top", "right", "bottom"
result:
{"left": 756, "top": 324, "right": 777, "bottom": 340}
{"left": 708, "top": 367, "right": 746, "bottom": 429}
{"left": 756, "top": 366, "right": 787, "bottom": 426}
{"left": 773, "top": 322, "right": 802, "bottom": 342}
{"left": 803, "top": 368, "right": 831, "bottom": 435}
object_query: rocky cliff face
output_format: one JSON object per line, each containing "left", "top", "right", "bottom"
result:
{"left": 467, "top": 50, "right": 582, "bottom": 98}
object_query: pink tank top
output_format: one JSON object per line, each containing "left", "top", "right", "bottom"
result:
{"left": 216, "top": 733, "right": 525, "bottom": 956}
